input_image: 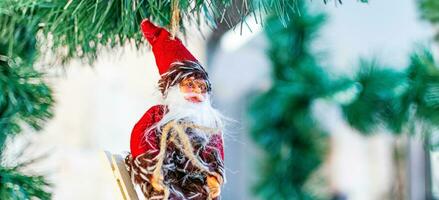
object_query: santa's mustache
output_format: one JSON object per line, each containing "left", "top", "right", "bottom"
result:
{"left": 150, "top": 85, "right": 226, "bottom": 132}
{"left": 184, "top": 92, "right": 205, "bottom": 103}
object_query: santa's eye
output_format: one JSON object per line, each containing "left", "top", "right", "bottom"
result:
{"left": 199, "top": 84, "right": 206, "bottom": 91}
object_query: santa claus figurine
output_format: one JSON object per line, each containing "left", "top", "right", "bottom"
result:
{"left": 125, "top": 19, "right": 225, "bottom": 200}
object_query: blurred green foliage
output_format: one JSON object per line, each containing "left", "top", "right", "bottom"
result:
{"left": 249, "top": 0, "right": 439, "bottom": 199}
{"left": 419, "top": 0, "right": 439, "bottom": 41}
{"left": 342, "top": 51, "right": 439, "bottom": 149}
{"left": 341, "top": 63, "right": 408, "bottom": 134}
{"left": 0, "top": 9, "right": 53, "bottom": 199}
{"left": 0, "top": 167, "right": 51, "bottom": 200}
{"left": 0, "top": 66, "right": 53, "bottom": 152}
{"left": 248, "top": 2, "right": 329, "bottom": 199}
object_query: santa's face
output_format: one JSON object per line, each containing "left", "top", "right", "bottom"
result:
{"left": 155, "top": 78, "right": 223, "bottom": 131}
{"left": 179, "top": 77, "right": 208, "bottom": 103}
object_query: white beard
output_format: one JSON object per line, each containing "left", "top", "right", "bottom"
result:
{"left": 154, "top": 86, "right": 224, "bottom": 133}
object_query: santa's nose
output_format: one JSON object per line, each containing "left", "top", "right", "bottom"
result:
{"left": 190, "top": 96, "right": 202, "bottom": 103}
{"left": 185, "top": 93, "right": 205, "bottom": 103}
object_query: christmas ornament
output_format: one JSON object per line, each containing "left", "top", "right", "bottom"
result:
{"left": 125, "top": 20, "right": 226, "bottom": 200}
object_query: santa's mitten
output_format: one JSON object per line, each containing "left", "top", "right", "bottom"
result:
{"left": 207, "top": 175, "right": 221, "bottom": 198}
{"left": 150, "top": 175, "right": 164, "bottom": 192}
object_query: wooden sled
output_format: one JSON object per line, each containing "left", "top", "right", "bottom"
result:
{"left": 101, "top": 151, "right": 139, "bottom": 200}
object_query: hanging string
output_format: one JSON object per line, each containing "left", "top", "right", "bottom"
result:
{"left": 170, "top": 0, "right": 180, "bottom": 40}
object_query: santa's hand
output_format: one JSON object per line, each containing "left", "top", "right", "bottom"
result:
{"left": 207, "top": 175, "right": 221, "bottom": 198}
{"left": 150, "top": 175, "right": 164, "bottom": 192}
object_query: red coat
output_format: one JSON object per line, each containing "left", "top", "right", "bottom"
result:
{"left": 130, "top": 104, "right": 225, "bottom": 160}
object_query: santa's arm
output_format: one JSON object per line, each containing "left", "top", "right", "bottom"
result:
{"left": 128, "top": 105, "right": 166, "bottom": 192}
{"left": 203, "top": 134, "right": 226, "bottom": 182}
{"left": 202, "top": 133, "right": 225, "bottom": 198}
{"left": 130, "top": 105, "right": 164, "bottom": 159}
{"left": 209, "top": 134, "right": 225, "bottom": 160}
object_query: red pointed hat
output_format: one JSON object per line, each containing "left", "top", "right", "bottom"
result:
{"left": 141, "top": 19, "right": 198, "bottom": 75}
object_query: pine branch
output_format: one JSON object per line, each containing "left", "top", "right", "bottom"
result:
{"left": 0, "top": 0, "right": 356, "bottom": 66}
{"left": 341, "top": 61, "right": 408, "bottom": 134}
{"left": 340, "top": 49, "right": 439, "bottom": 147}
{"left": 0, "top": 3, "right": 54, "bottom": 200}
{"left": 395, "top": 48, "right": 439, "bottom": 150}
{"left": 0, "top": 166, "right": 51, "bottom": 200}
{"left": 0, "top": 65, "right": 54, "bottom": 154}
{"left": 405, "top": 50, "right": 439, "bottom": 128}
